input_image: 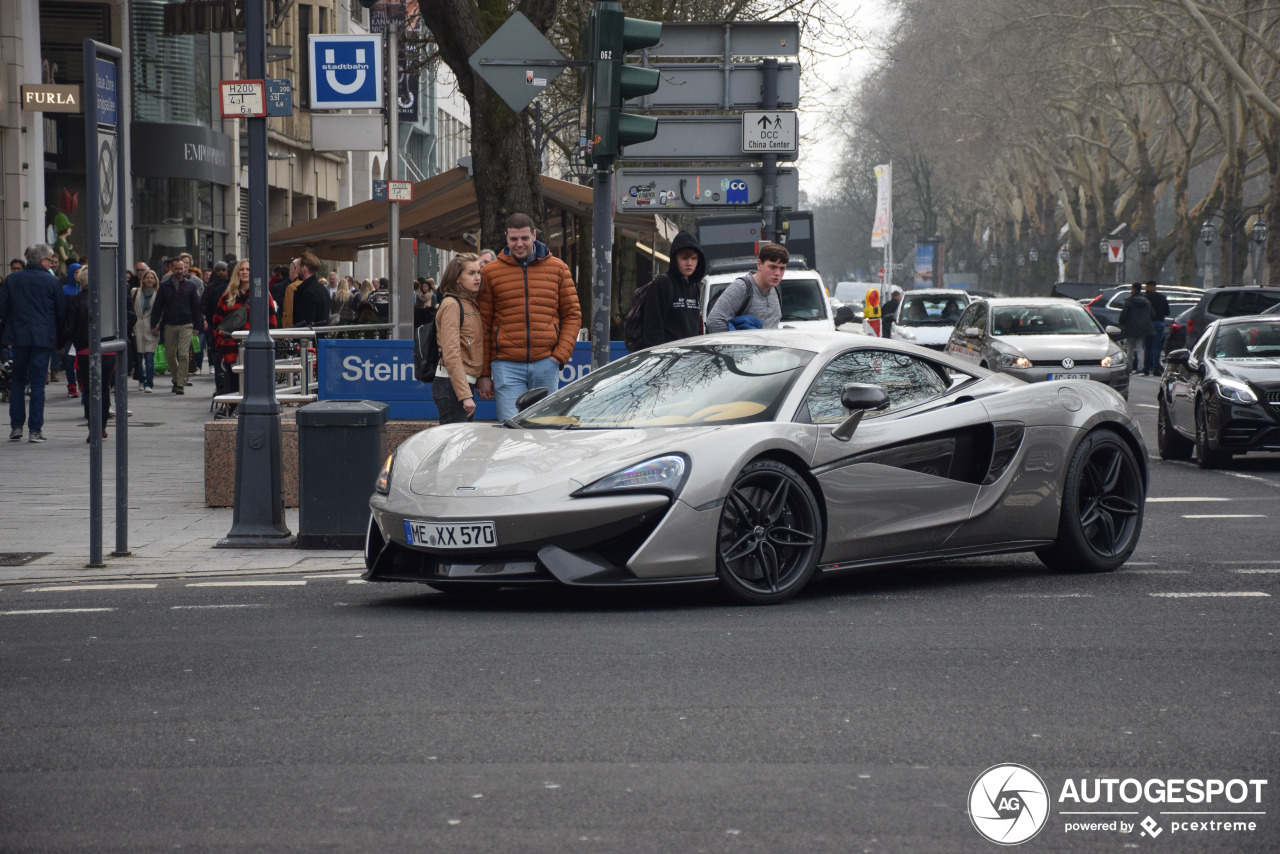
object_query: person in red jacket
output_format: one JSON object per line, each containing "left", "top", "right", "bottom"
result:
{"left": 211, "top": 259, "right": 277, "bottom": 397}
{"left": 475, "top": 213, "right": 581, "bottom": 421}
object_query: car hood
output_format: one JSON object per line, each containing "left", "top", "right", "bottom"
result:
{"left": 1216, "top": 358, "right": 1280, "bottom": 385}
{"left": 406, "top": 425, "right": 721, "bottom": 496}
{"left": 998, "top": 334, "right": 1112, "bottom": 360}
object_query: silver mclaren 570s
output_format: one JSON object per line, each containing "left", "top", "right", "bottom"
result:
{"left": 365, "top": 330, "right": 1148, "bottom": 604}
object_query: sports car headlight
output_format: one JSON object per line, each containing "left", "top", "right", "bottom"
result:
{"left": 574, "top": 455, "right": 688, "bottom": 497}
{"left": 1102, "top": 351, "right": 1125, "bottom": 368}
{"left": 996, "top": 352, "right": 1033, "bottom": 369}
{"left": 1215, "top": 379, "right": 1258, "bottom": 404}
{"left": 375, "top": 453, "right": 395, "bottom": 494}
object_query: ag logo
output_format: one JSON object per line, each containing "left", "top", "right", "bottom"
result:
{"left": 969, "top": 763, "right": 1050, "bottom": 845}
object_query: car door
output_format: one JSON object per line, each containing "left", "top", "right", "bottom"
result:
{"left": 946, "top": 301, "right": 987, "bottom": 365}
{"left": 802, "top": 347, "right": 990, "bottom": 562}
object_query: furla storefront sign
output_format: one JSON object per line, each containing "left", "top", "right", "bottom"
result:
{"left": 21, "top": 84, "right": 82, "bottom": 113}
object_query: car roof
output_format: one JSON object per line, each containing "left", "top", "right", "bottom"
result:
{"left": 900, "top": 288, "right": 971, "bottom": 297}
{"left": 974, "top": 297, "right": 1088, "bottom": 307}
{"left": 703, "top": 269, "right": 825, "bottom": 285}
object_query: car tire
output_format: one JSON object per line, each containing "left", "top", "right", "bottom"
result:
{"left": 1157, "top": 396, "right": 1193, "bottom": 461}
{"left": 1195, "top": 400, "right": 1231, "bottom": 469}
{"left": 716, "top": 459, "right": 822, "bottom": 605}
{"left": 1036, "top": 428, "right": 1144, "bottom": 573}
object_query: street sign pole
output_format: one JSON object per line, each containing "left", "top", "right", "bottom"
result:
{"left": 387, "top": 21, "right": 402, "bottom": 338}
{"left": 219, "top": 0, "right": 292, "bottom": 548}
{"left": 761, "top": 58, "right": 778, "bottom": 241}
{"left": 592, "top": 162, "right": 613, "bottom": 370}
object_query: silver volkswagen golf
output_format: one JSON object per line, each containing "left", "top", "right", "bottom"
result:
{"left": 945, "top": 298, "right": 1130, "bottom": 398}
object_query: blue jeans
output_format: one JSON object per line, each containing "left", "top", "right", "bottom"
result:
{"left": 8, "top": 345, "right": 53, "bottom": 433}
{"left": 140, "top": 353, "right": 155, "bottom": 389}
{"left": 491, "top": 357, "right": 561, "bottom": 423}
{"left": 1145, "top": 321, "right": 1166, "bottom": 373}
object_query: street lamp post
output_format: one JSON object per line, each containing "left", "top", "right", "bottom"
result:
{"left": 1251, "top": 219, "right": 1269, "bottom": 287}
{"left": 1202, "top": 205, "right": 1267, "bottom": 287}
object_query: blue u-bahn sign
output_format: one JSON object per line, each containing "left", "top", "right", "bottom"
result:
{"left": 316, "top": 339, "right": 627, "bottom": 420}
{"left": 308, "top": 34, "right": 382, "bottom": 109}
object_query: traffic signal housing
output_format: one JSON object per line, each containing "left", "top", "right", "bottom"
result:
{"left": 590, "top": 2, "right": 660, "bottom": 161}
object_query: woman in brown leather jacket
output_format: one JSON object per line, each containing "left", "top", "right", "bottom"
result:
{"left": 432, "top": 253, "right": 486, "bottom": 423}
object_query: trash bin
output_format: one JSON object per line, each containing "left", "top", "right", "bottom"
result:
{"left": 296, "top": 399, "right": 390, "bottom": 549}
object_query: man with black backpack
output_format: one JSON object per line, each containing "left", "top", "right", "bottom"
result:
{"left": 626, "top": 230, "right": 706, "bottom": 351}
{"left": 705, "top": 242, "right": 788, "bottom": 333}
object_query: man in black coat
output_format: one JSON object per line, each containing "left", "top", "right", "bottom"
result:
{"left": 1, "top": 244, "right": 67, "bottom": 442}
{"left": 148, "top": 256, "right": 204, "bottom": 394}
{"left": 1143, "top": 280, "right": 1170, "bottom": 375}
{"left": 199, "top": 261, "right": 232, "bottom": 390}
{"left": 1118, "top": 282, "right": 1154, "bottom": 374}
{"left": 290, "top": 252, "right": 332, "bottom": 328}
{"left": 638, "top": 230, "right": 705, "bottom": 349}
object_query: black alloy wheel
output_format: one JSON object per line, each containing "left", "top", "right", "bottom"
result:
{"left": 716, "top": 460, "right": 822, "bottom": 604}
{"left": 1195, "top": 400, "right": 1231, "bottom": 469}
{"left": 1157, "top": 396, "right": 1193, "bottom": 461}
{"left": 1037, "top": 428, "right": 1144, "bottom": 573}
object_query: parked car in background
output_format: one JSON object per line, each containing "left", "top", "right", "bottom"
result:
{"left": 888, "top": 288, "right": 972, "bottom": 350}
{"left": 701, "top": 268, "right": 840, "bottom": 331}
{"left": 945, "top": 297, "right": 1129, "bottom": 397}
{"left": 1183, "top": 286, "right": 1280, "bottom": 347}
{"left": 1157, "top": 315, "right": 1280, "bottom": 468}
{"left": 1083, "top": 284, "right": 1203, "bottom": 328}
{"left": 1163, "top": 306, "right": 1194, "bottom": 355}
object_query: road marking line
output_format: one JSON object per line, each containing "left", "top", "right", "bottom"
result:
{"left": 1128, "top": 569, "right": 1190, "bottom": 574}
{"left": 1134, "top": 403, "right": 1158, "bottom": 409}
{"left": 1146, "top": 497, "right": 1232, "bottom": 503}
{"left": 25, "top": 583, "right": 158, "bottom": 592}
{"left": 1225, "top": 471, "right": 1280, "bottom": 488}
{"left": 347, "top": 579, "right": 368, "bottom": 584}
{"left": 304, "top": 573, "right": 363, "bottom": 579}
{"left": 1148, "top": 592, "right": 1270, "bottom": 598}
{"left": 170, "top": 604, "right": 271, "bottom": 609}
{"left": 1231, "top": 569, "right": 1280, "bottom": 574}
{"left": 1215, "top": 560, "right": 1280, "bottom": 564}
{"left": 1180, "top": 514, "right": 1267, "bottom": 519}
{"left": 185, "top": 580, "right": 307, "bottom": 587}
{"left": 984, "top": 593, "right": 1094, "bottom": 598}
{"left": 2, "top": 608, "right": 116, "bottom": 615}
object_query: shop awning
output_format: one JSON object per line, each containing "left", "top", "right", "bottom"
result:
{"left": 268, "top": 166, "right": 675, "bottom": 263}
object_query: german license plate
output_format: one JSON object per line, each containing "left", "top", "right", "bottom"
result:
{"left": 404, "top": 520, "right": 497, "bottom": 549}
{"left": 1048, "top": 373, "right": 1090, "bottom": 380}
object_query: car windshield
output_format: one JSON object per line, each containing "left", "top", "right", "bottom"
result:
{"left": 991, "top": 304, "right": 1102, "bottom": 336}
{"left": 898, "top": 293, "right": 968, "bottom": 327}
{"left": 709, "top": 278, "right": 829, "bottom": 322}
{"left": 1212, "top": 321, "right": 1280, "bottom": 360}
{"left": 513, "top": 344, "right": 814, "bottom": 429}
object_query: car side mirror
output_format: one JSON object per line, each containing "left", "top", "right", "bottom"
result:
{"left": 831, "top": 383, "right": 890, "bottom": 442}
{"left": 834, "top": 305, "right": 855, "bottom": 326}
{"left": 1164, "top": 348, "right": 1190, "bottom": 367}
{"left": 515, "top": 387, "right": 549, "bottom": 411}
{"left": 1105, "top": 325, "right": 1122, "bottom": 338}
{"left": 963, "top": 327, "right": 983, "bottom": 338}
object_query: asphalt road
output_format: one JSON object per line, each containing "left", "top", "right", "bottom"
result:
{"left": 2, "top": 375, "right": 1278, "bottom": 853}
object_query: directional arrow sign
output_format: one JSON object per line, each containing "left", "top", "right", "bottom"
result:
{"left": 622, "top": 116, "right": 797, "bottom": 162}
{"left": 742, "top": 111, "right": 797, "bottom": 155}
{"left": 468, "top": 13, "right": 568, "bottom": 114}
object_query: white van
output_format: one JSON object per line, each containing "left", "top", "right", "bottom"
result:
{"left": 700, "top": 268, "right": 838, "bottom": 331}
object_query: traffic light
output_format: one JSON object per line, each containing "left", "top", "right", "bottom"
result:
{"left": 590, "top": 2, "right": 660, "bottom": 160}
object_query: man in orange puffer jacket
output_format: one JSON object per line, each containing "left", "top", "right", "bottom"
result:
{"left": 476, "top": 213, "right": 582, "bottom": 421}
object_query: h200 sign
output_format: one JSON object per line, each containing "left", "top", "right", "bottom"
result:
{"left": 220, "top": 80, "right": 266, "bottom": 117}
{"left": 97, "top": 131, "right": 118, "bottom": 246}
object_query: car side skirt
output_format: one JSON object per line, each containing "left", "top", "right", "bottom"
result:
{"left": 817, "top": 539, "right": 1056, "bottom": 578}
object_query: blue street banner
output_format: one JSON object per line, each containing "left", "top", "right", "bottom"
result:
{"left": 316, "top": 340, "right": 629, "bottom": 420}
{"left": 308, "top": 34, "right": 382, "bottom": 109}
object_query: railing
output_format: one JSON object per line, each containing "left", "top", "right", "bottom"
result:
{"left": 212, "top": 324, "right": 394, "bottom": 416}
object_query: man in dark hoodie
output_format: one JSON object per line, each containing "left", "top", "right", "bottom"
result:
{"left": 639, "top": 231, "right": 706, "bottom": 349}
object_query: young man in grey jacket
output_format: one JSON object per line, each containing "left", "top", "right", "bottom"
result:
{"left": 705, "top": 242, "right": 788, "bottom": 333}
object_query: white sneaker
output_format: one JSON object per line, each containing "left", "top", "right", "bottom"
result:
{"left": 144, "top": 387, "right": 153, "bottom": 394}
{"left": 8, "top": 428, "right": 22, "bottom": 442}
{"left": 28, "top": 431, "right": 46, "bottom": 443}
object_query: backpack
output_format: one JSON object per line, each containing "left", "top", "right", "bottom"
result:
{"left": 623, "top": 278, "right": 662, "bottom": 352}
{"left": 413, "top": 295, "right": 462, "bottom": 382}
{"left": 707, "top": 276, "right": 753, "bottom": 320}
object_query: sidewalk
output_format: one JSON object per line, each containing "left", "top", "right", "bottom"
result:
{"left": 0, "top": 368, "right": 363, "bottom": 585}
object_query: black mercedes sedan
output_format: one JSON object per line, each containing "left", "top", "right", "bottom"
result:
{"left": 1157, "top": 316, "right": 1280, "bottom": 468}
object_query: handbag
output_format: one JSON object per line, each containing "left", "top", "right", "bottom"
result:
{"left": 218, "top": 304, "right": 249, "bottom": 333}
